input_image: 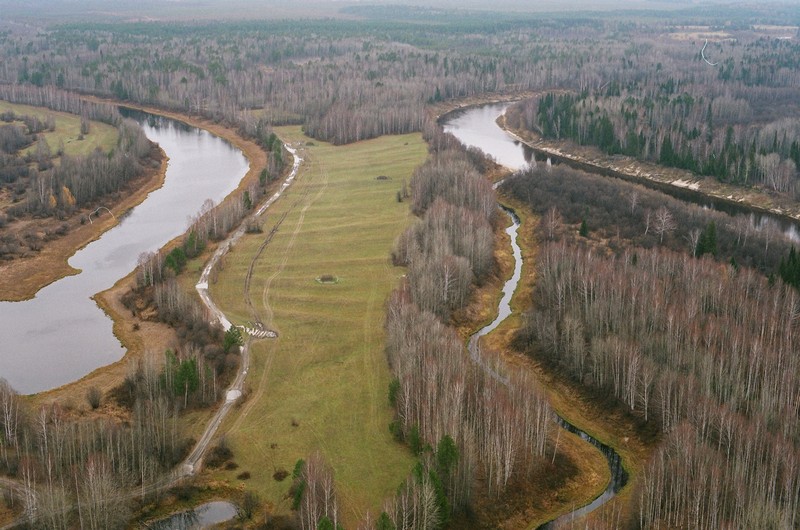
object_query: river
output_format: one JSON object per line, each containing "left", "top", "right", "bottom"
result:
{"left": 446, "top": 103, "right": 629, "bottom": 527}
{"left": 443, "top": 102, "right": 534, "bottom": 171}
{"left": 0, "top": 110, "right": 248, "bottom": 394}
{"left": 443, "top": 102, "right": 800, "bottom": 241}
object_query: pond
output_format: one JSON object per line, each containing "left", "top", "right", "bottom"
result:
{"left": 146, "top": 501, "right": 238, "bottom": 529}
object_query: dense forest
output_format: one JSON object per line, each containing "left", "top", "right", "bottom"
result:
{"left": 2, "top": 2, "right": 800, "bottom": 528}
{"left": 500, "top": 163, "right": 798, "bottom": 275}
{"left": 504, "top": 33, "right": 800, "bottom": 195}
{"left": 504, "top": 163, "right": 800, "bottom": 528}
{"left": 0, "top": 15, "right": 687, "bottom": 144}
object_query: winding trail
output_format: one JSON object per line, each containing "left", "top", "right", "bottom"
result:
{"left": 186, "top": 143, "right": 303, "bottom": 475}
{"left": 196, "top": 144, "right": 303, "bottom": 332}
{"left": 701, "top": 39, "right": 719, "bottom": 66}
{"left": 0, "top": 133, "right": 305, "bottom": 530}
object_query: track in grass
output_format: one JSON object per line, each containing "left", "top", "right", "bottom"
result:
{"left": 209, "top": 128, "right": 427, "bottom": 525}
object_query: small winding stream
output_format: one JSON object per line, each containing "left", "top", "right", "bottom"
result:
{"left": 0, "top": 109, "right": 248, "bottom": 393}
{"left": 537, "top": 418, "right": 628, "bottom": 529}
{"left": 448, "top": 105, "right": 628, "bottom": 527}
{"left": 466, "top": 204, "right": 628, "bottom": 528}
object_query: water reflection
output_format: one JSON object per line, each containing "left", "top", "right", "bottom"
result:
{"left": 449, "top": 103, "right": 630, "bottom": 528}
{"left": 442, "top": 103, "right": 535, "bottom": 171}
{"left": 536, "top": 417, "right": 629, "bottom": 529}
{"left": 476, "top": 206, "right": 521, "bottom": 339}
{"left": 442, "top": 103, "right": 800, "bottom": 243}
{"left": 0, "top": 111, "right": 248, "bottom": 393}
{"left": 147, "top": 501, "right": 238, "bottom": 529}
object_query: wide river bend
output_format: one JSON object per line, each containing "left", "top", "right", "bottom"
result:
{"left": 0, "top": 110, "right": 248, "bottom": 394}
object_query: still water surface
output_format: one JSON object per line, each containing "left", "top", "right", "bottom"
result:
{"left": 443, "top": 102, "right": 800, "bottom": 241}
{"left": 442, "top": 103, "right": 533, "bottom": 170}
{"left": 148, "top": 501, "right": 238, "bottom": 529}
{"left": 0, "top": 111, "right": 248, "bottom": 393}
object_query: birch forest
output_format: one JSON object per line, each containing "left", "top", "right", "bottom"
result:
{"left": 1, "top": 1, "right": 800, "bottom": 528}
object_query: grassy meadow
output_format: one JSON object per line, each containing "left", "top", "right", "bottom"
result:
{"left": 0, "top": 100, "right": 118, "bottom": 158}
{"left": 208, "top": 126, "right": 427, "bottom": 524}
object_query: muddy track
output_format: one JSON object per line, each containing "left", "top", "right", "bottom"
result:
{"left": 243, "top": 210, "right": 290, "bottom": 324}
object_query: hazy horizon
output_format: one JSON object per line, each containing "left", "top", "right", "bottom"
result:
{"left": 1, "top": 0, "right": 795, "bottom": 24}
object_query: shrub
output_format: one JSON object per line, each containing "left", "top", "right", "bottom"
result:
{"left": 86, "top": 386, "right": 102, "bottom": 409}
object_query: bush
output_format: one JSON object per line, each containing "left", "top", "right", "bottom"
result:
{"left": 239, "top": 491, "right": 259, "bottom": 519}
{"left": 172, "top": 483, "right": 198, "bottom": 502}
{"left": 206, "top": 439, "right": 234, "bottom": 468}
{"left": 223, "top": 327, "right": 243, "bottom": 354}
{"left": 86, "top": 386, "right": 102, "bottom": 409}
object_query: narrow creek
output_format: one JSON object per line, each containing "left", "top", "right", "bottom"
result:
{"left": 466, "top": 205, "right": 627, "bottom": 528}
{"left": 449, "top": 104, "right": 628, "bottom": 526}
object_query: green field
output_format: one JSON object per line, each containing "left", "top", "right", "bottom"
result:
{"left": 0, "top": 100, "right": 118, "bottom": 158}
{"left": 209, "top": 126, "right": 427, "bottom": 524}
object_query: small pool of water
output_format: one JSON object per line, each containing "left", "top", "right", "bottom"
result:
{"left": 147, "top": 501, "right": 238, "bottom": 529}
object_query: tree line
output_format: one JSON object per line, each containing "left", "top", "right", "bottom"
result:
{"left": 504, "top": 33, "right": 800, "bottom": 196}
{"left": 377, "top": 132, "right": 553, "bottom": 528}
{"left": 3, "top": 9, "right": 800, "bottom": 160}
{"left": 21, "top": 119, "right": 152, "bottom": 217}
{"left": 0, "top": 17, "right": 667, "bottom": 145}
{"left": 0, "top": 84, "right": 123, "bottom": 126}
{"left": 0, "top": 269, "right": 245, "bottom": 527}
{"left": 500, "top": 163, "right": 799, "bottom": 277}
{"left": 0, "top": 361, "right": 196, "bottom": 528}
{"left": 0, "top": 85, "right": 155, "bottom": 264}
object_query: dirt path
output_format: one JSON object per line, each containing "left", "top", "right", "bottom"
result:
{"left": 0, "top": 137, "right": 304, "bottom": 529}
{"left": 189, "top": 143, "right": 303, "bottom": 470}
{"left": 232, "top": 157, "right": 330, "bottom": 430}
